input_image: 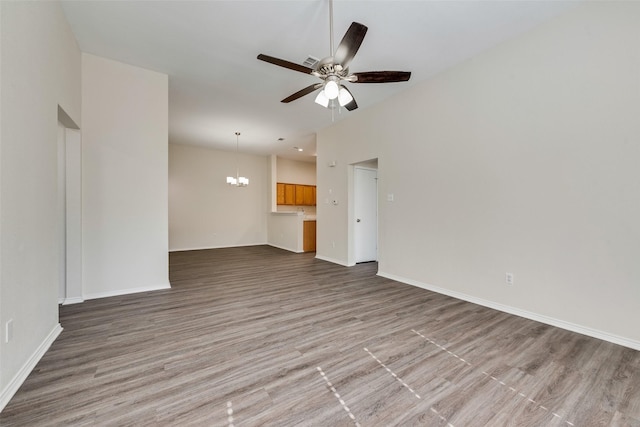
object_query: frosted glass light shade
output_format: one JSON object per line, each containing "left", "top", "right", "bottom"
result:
{"left": 338, "top": 86, "right": 353, "bottom": 106}
{"left": 227, "top": 176, "right": 248, "bottom": 186}
{"left": 315, "top": 91, "right": 329, "bottom": 107}
{"left": 324, "top": 80, "right": 339, "bottom": 99}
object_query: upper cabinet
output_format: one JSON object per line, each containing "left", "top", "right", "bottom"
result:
{"left": 276, "top": 183, "right": 285, "bottom": 204}
{"left": 276, "top": 183, "right": 296, "bottom": 205}
{"left": 295, "top": 185, "right": 305, "bottom": 205}
{"left": 303, "top": 185, "right": 314, "bottom": 206}
{"left": 277, "top": 182, "right": 316, "bottom": 206}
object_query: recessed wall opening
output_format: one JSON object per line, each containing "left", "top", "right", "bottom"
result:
{"left": 349, "top": 158, "right": 378, "bottom": 266}
{"left": 57, "top": 106, "right": 82, "bottom": 306}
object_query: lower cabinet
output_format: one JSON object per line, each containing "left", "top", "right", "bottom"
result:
{"left": 303, "top": 220, "right": 316, "bottom": 252}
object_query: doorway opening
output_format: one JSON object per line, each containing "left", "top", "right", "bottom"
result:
{"left": 352, "top": 160, "right": 378, "bottom": 264}
{"left": 57, "top": 106, "right": 82, "bottom": 305}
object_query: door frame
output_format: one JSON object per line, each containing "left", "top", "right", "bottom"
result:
{"left": 57, "top": 106, "right": 83, "bottom": 305}
{"left": 347, "top": 161, "right": 379, "bottom": 266}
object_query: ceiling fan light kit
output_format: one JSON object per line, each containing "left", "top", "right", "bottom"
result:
{"left": 338, "top": 85, "right": 353, "bottom": 106}
{"left": 324, "top": 77, "right": 340, "bottom": 99}
{"left": 316, "top": 85, "right": 354, "bottom": 109}
{"left": 314, "top": 91, "right": 330, "bottom": 108}
{"left": 257, "top": 0, "right": 411, "bottom": 112}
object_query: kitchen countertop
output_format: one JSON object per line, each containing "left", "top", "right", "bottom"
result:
{"left": 271, "top": 211, "right": 315, "bottom": 220}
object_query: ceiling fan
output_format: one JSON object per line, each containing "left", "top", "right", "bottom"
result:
{"left": 257, "top": 0, "right": 411, "bottom": 111}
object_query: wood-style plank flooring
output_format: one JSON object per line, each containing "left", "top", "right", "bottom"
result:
{"left": 2, "top": 245, "right": 639, "bottom": 426}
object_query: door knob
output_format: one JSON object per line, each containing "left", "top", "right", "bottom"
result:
{"left": 356, "top": 219, "right": 361, "bottom": 222}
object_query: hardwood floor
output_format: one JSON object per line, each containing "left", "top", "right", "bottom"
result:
{"left": 2, "top": 245, "right": 639, "bottom": 426}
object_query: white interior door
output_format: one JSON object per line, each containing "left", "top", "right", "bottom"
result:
{"left": 355, "top": 167, "right": 378, "bottom": 263}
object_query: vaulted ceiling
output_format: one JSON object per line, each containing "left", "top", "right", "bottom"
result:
{"left": 61, "top": 1, "right": 576, "bottom": 162}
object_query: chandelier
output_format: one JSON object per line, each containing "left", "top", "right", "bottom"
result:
{"left": 226, "top": 132, "right": 249, "bottom": 187}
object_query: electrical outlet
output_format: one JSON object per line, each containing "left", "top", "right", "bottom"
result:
{"left": 5, "top": 319, "right": 13, "bottom": 343}
{"left": 506, "top": 273, "right": 514, "bottom": 285}
{"left": 332, "top": 241, "right": 336, "bottom": 248}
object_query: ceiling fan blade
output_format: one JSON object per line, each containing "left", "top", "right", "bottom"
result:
{"left": 333, "top": 22, "right": 368, "bottom": 69}
{"left": 340, "top": 86, "right": 358, "bottom": 111}
{"left": 257, "top": 54, "right": 313, "bottom": 75}
{"left": 281, "top": 83, "right": 323, "bottom": 103}
{"left": 352, "top": 71, "right": 411, "bottom": 83}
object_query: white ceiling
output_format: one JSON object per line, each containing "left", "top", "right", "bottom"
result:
{"left": 61, "top": 0, "right": 577, "bottom": 162}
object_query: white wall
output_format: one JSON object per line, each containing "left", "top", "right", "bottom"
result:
{"left": 169, "top": 143, "right": 268, "bottom": 251}
{"left": 82, "top": 53, "right": 169, "bottom": 299}
{"left": 275, "top": 157, "right": 317, "bottom": 214}
{"left": 317, "top": 2, "right": 640, "bottom": 349}
{"left": 0, "top": 1, "right": 81, "bottom": 409}
{"left": 276, "top": 157, "right": 316, "bottom": 185}
{"left": 267, "top": 213, "right": 304, "bottom": 253}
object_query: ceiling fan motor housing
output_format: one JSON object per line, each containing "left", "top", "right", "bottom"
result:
{"left": 314, "top": 57, "right": 348, "bottom": 78}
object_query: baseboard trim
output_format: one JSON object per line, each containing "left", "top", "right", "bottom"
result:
{"left": 84, "top": 282, "right": 171, "bottom": 301}
{"left": 0, "top": 323, "right": 63, "bottom": 412}
{"left": 62, "top": 296, "right": 84, "bottom": 305}
{"left": 267, "top": 243, "right": 303, "bottom": 253}
{"left": 314, "top": 254, "right": 351, "bottom": 267}
{"left": 169, "top": 242, "right": 268, "bottom": 252}
{"left": 377, "top": 271, "right": 640, "bottom": 351}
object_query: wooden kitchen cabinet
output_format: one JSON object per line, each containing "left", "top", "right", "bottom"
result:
{"left": 303, "top": 220, "right": 316, "bottom": 252}
{"left": 277, "top": 182, "right": 315, "bottom": 206}
{"left": 303, "top": 185, "right": 314, "bottom": 206}
{"left": 279, "top": 183, "right": 294, "bottom": 205}
{"left": 276, "top": 183, "right": 285, "bottom": 205}
{"left": 295, "top": 185, "right": 305, "bottom": 205}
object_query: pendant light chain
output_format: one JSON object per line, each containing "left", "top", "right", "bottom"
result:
{"left": 235, "top": 131, "right": 240, "bottom": 181}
